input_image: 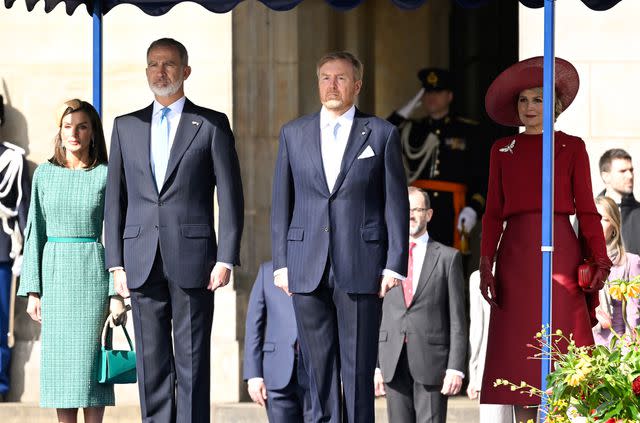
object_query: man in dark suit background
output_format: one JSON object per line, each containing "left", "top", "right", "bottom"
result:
{"left": 243, "top": 261, "right": 311, "bottom": 422}
{"left": 375, "top": 187, "right": 467, "bottom": 423}
{"left": 105, "top": 38, "right": 243, "bottom": 422}
{"left": 598, "top": 149, "right": 640, "bottom": 254}
{"left": 271, "top": 51, "right": 409, "bottom": 422}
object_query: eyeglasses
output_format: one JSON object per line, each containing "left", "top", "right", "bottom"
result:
{"left": 409, "top": 208, "right": 429, "bottom": 214}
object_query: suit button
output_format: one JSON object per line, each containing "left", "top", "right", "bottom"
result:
{"left": 158, "top": 201, "right": 164, "bottom": 206}
{"left": 154, "top": 225, "right": 158, "bottom": 230}
{"left": 324, "top": 227, "right": 329, "bottom": 232}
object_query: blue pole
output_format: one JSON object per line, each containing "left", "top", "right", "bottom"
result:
{"left": 92, "top": 0, "right": 103, "bottom": 116}
{"left": 540, "top": 0, "right": 555, "bottom": 418}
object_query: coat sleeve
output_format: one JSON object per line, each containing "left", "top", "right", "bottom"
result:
{"left": 271, "top": 127, "right": 293, "bottom": 272}
{"left": 573, "top": 138, "right": 611, "bottom": 270}
{"left": 243, "top": 264, "right": 267, "bottom": 380}
{"left": 480, "top": 142, "right": 504, "bottom": 260}
{"left": 211, "top": 114, "right": 244, "bottom": 266}
{"left": 17, "top": 167, "right": 45, "bottom": 296}
{"left": 104, "top": 117, "right": 127, "bottom": 269}
{"left": 467, "top": 270, "right": 484, "bottom": 390}
{"left": 447, "top": 251, "right": 468, "bottom": 372}
{"left": 383, "top": 126, "right": 409, "bottom": 276}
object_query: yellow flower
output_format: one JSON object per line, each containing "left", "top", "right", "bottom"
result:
{"left": 610, "top": 284, "right": 626, "bottom": 301}
{"left": 627, "top": 282, "right": 640, "bottom": 299}
{"left": 564, "top": 372, "right": 582, "bottom": 386}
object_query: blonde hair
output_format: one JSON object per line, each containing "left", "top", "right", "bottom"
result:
{"left": 595, "top": 195, "right": 625, "bottom": 264}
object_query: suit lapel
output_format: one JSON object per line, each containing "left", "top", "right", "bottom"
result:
{"left": 331, "top": 109, "right": 371, "bottom": 195}
{"left": 162, "top": 98, "right": 202, "bottom": 193}
{"left": 302, "top": 113, "right": 330, "bottom": 196}
{"left": 411, "top": 240, "right": 440, "bottom": 306}
{"left": 136, "top": 104, "right": 157, "bottom": 193}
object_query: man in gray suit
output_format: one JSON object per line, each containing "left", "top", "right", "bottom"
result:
{"left": 375, "top": 186, "right": 467, "bottom": 423}
{"left": 105, "top": 38, "right": 243, "bottom": 423}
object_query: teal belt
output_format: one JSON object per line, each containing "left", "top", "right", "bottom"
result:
{"left": 47, "top": 237, "right": 99, "bottom": 243}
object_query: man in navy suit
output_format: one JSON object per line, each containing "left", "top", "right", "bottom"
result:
{"left": 243, "top": 261, "right": 312, "bottom": 422}
{"left": 105, "top": 38, "right": 243, "bottom": 423}
{"left": 271, "top": 51, "right": 409, "bottom": 422}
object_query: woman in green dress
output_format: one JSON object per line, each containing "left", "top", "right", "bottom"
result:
{"left": 18, "top": 99, "right": 126, "bottom": 423}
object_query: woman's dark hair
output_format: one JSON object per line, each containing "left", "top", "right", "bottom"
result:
{"left": 51, "top": 99, "right": 108, "bottom": 169}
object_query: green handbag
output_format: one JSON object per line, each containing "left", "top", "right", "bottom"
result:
{"left": 98, "top": 318, "right": 137, "bottom": 384}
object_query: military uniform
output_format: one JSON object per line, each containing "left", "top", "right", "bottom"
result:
{"left": 387, "top": 69, "right": 489, "bottom": 248}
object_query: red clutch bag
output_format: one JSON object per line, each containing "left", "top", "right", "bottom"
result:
{"left": 578, "top": 260, "right": 597, "bottom": 289}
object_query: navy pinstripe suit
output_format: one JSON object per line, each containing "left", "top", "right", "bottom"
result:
{"left": 105, "top": 98, "right": 243, "bottom": 422}
{"left": 271, "top": 108, "right": 409, "bottom": 422}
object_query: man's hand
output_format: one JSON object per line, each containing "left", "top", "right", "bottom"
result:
{"left": 247, "top": 378, "right": 267, "bottom": 407}
{"left": 113, "top": 269, "right": 130, "bottom": 298}
{"left": 274, "top": 271, "right": 291, "bottom": 297}
{"left": 374, "top": 370, "right": 386, "bottom": 397}
{"left": 441, "top": 373, "right": 463, "bottom": 396}
{"left": 26, "top": 293, "right": 41, "bottom": 323}
{"left": 379, "top": 275, "right": 400, "bottom": 298}
{"left": 208, "top": 263, "right": 231, "bottom": 291}
{"left": 457, "top": 206, "right": 477, "bottom": 233}
{"left": 466, "top": 385, "right": 479, "bottom": 400}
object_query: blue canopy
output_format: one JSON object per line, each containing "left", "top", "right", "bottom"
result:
{"left": 3, "top": 0, "right": 624, "bottom": 15}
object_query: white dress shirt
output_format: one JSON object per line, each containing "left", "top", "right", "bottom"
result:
{"left": 319, "top": 104, "right": 355, "bottom": 193}
{"left": 409, "top": 231, "right": 429, "bottom": 293}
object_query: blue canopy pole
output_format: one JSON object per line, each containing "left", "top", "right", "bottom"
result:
{"left": 92, "top": 0, "right": 102, "bottom": 116}
{"left": 540, "top": 0, "right": 555, "bottom": 418}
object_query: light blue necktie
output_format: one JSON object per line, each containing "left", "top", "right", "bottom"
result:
{"left": 151, "top": 107, "right": 171, "bottom": 189}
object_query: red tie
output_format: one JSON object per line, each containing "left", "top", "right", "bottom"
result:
{"left": 403, "top": 242, "right": 416, "bottom": 307}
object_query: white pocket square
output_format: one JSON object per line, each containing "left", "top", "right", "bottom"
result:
{"left": 358, "top": 146, "right": 375, "bottom": 159}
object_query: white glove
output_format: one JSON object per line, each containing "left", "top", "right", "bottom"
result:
{"left": 457, "top": 207, "right": 477, "bottom": 233}
{"left": 12, "top": 254, "right": 23, "bottom": 276}
{"left": 397, "top": 88, "right": 425, "bottom": 119}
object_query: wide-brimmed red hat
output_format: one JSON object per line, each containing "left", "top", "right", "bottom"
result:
{"left": 485, "top": 56, "right": 579, "bottom": 127}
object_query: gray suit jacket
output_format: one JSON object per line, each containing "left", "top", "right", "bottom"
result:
{"left": 104, "top": 98, "right": 244, "bottom": 289}
{"left": 378, "top": 239, "right": 467, "bottom": 386}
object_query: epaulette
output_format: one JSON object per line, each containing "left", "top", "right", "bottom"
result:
{"left": 2, "top": 141, "right": 25, "bottom": 156}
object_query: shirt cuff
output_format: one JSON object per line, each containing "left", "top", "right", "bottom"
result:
{"left": 216, "top": 262, "right": 233, "bottom": 270}
{"left": 248, "top": 377, "right": 264, "bottom": 384}
{"left": 374, "top": 367, "right": 382, "bottom": 375}
{"left": 274, "top": 267, "right": 288, "bottom": 278}
{"left": 446, "top": 369, "right": 465, "bottom": 378}
{"left": 382, "top": 269, "right": 406, "bottom": 281}
{"left": 109, "top": 266, "right": 124, "bottom": 272}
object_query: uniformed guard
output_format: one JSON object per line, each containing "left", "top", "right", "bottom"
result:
{"left": 388, "top": 68, "right": 489, "bottom": 253}
{"left": 0, "top": 94, "right": 30, "bottom": 401}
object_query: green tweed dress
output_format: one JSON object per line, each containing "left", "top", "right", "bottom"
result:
{"left": 18, "top": 162, "right": 115, "bottom": 408}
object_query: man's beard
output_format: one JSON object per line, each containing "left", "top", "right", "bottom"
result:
{"left": 409, "top": 222, "right": 426, "bottom": 237}
{"left": 149, "top": 77, "right": 183, "bottom": 98}
{"left": 323, "top": 98, "right": 343, "bottom": 110}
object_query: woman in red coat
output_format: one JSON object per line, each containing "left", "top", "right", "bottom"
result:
{"left": 478, "top": 57, "right": 611, "bottom": 421}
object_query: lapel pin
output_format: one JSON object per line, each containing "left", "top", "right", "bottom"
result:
{"left": 192, "top": 121, "right": 200, "bottom": 126}
{"left": 361, "top": 131, "right": 366, "bottom": 135}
